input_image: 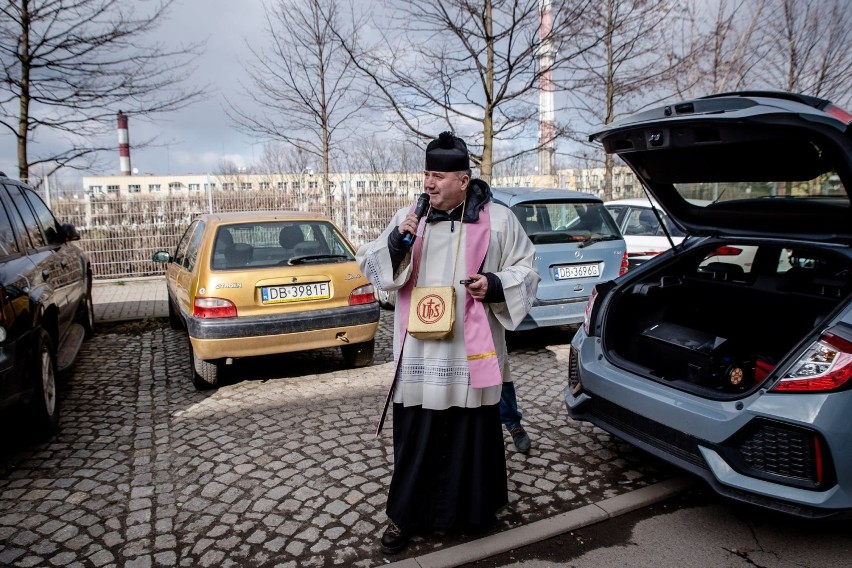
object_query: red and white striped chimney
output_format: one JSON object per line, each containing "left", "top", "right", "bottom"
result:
{"left": 117, "top": 111, "right": 131, "bottom": 176}
{"left": 537, "top": 0, "right": 556, "bottom": 177}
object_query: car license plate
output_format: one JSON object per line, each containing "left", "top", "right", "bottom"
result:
{"left": 553, "top": 263, "right": 601, "bottom": 280}
{"left": 261, "top": 282, "right": 330, "bottom": 304}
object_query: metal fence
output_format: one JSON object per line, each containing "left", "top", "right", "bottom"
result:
{"left": 50, "top": 189, "right": 413, "bottom": 279}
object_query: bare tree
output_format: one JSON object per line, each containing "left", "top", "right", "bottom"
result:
{"left": 228, "top": 0, "right": 368, "bottom": 202}
{"left": 672, "top": 0, "right": 766, "bottom": 99}
{"left": 0, "top": 0, "right": 205, "bottom": 184}
{"left": 561, "top": 0, "right": 681, "bottom": 201}
{"left": 333, "top": 0, "right": 595, "bottom": 182}
{"left": 757, "top": 0, "right": 852, "bottom": 107}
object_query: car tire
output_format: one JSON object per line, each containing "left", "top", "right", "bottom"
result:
{"left": 29, "top": 328, "right": 59, "bottom": 437}
{"left": 341, "top": 338, "right": 375, "bottom": 368}
{"left": 188, "top": 336, "right": 219, "bottom": 390}
{"left": 167, "top": 296, "right": 182, "bottom": 330}
{"left": 78, "top": 273, "right": 95, "bottom": 339}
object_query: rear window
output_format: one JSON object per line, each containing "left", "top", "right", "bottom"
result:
{"left": 212, "top": 221, "right": 355, "bottom": 270}
{"left": 510, "top": 201, "right": 621, "bottom": 244}
{"left": 674, "top": 170, "right": 845, "bottom": 206}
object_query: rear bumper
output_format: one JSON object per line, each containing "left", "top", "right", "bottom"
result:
{"left": 515, "top": 296, "right": 589, "bottom": 330}
{"left": 187, "top": 303, "right": 380, "bottom": 360}
{"left": 564, "top": 328, "right": 852, "bottom": 519}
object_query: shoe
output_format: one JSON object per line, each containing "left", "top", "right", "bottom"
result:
{"left": 381, "top": 521, "right": 409, "bottom": 554}
{"left": 508, "top": 425, "right": 531, "bottom": 454}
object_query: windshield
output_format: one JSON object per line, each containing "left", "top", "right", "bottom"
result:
{"left": 510, "top": 201, "right": 621, "bottom": 244}
{"left": 211, "top": 221, "right": 355, "bottom": 270}
{"left": 674, "top": 171, "right": 846, "bottom": 205}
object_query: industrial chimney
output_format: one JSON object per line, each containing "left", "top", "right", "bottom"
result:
{"left": 117, "top": 111, "right": 131, "bottom": 176}
{"left": 536, "top": 0, "right": 557, "bottom": 187}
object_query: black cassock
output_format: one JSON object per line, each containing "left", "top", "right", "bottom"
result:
{"left": 386, "top": 402, "right": 508, "bottom": 533}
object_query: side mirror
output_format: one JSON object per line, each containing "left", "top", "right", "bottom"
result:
{"left": 61, "top": 223, "right": 80, "bottom": 242}
{"left": 152, "top": 251, "right": 171, "bottom": 263}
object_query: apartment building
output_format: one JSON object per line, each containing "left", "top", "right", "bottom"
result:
{"left": 82, "top": 166, "right": 642, "bottom": 201}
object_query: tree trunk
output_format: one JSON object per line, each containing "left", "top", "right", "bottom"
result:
{"left": 17, "top": 0, "right": 31, "bottom": 182}
{"left": 480, "top": 0, "right": 495, "bottom": 183}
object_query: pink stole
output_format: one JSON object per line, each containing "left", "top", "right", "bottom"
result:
{"left": 396, "top": 203, "right": 502, "bottom": 388}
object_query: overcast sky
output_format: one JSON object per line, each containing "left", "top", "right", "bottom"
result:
{"left": 0, "top": 0, "right": 272, "bottom": 181}
{"left": 121, "top": 0, "right": 268, "bottom": 177}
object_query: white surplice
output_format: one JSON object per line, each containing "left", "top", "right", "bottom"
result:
{"left": 357, "top": 203, "right": 539, "bottom": 411}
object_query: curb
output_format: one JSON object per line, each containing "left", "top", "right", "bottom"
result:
{"left": 382, "top": 476, "right": 694, "bottom": 568}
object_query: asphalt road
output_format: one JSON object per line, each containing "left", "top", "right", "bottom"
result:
{"left": 465, "top": 484, "right": 852, "bottom": 568}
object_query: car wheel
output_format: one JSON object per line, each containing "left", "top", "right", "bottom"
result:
{"left": 341, "top": 338, "right": 375, "bottom": 368}
{"left": 29, "top": 328, "right": 59, "bottom": 437}
{"left": 167, "top": 296, "right": 182, "bottom": 330}
{"left": 188, "top": 336, "right": 219, "bottom": 390}
{"left": 78, "top": 273, "right": 95, "bottom": 339}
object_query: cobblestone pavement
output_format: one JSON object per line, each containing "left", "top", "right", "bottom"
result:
{"left": 0, "top": 310, "right": 671, "bottom": 567}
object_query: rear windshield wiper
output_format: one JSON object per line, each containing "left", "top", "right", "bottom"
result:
{"left": 577, "top": 235, "right": 622, "bottom": 248}
{"left": 288, "top": 254, "right": 350, "bottom": 265}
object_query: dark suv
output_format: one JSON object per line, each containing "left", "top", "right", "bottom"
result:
{"left": 0, "top": 172, "right": 93, "bottom": 438}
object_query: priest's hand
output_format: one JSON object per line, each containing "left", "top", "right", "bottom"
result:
{"left": 463, "top": 274, "right": 487, "bottom": 301}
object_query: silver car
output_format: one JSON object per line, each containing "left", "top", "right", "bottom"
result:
{"left": 566, "top": 91, "right": 852, "bottom": 518}
{"left": 491, "top": 187, "right": 627, "bottom": 330}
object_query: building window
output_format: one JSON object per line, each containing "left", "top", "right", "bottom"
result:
{"left": 240, "top": 182, "right": 252, "bottom": 190}
{"left": 222, "top": 182, "right": 235, "bottom": 190}
{"left": 276, "top": 181, "right": 287, "bottom": 190}
{"left": 356, "top": 181, "right": 365, "bottom": 190}
{"left": 106, "top": 185, "right": 119, "bottom": 193}
{"left": 169, "top": 182, "right": 182, "bottom": 192}
{"left": 308, "top": 181, "right": 317, "bottom": 189}
{"left": 148, "top": 184, "right": 161, "bottom": 192}
{"left": 128, "top": 184, "right": 141, "bottom": 193}
{"left": 413, "top": 180, "right": 422, "bottom": 188}
{"left": 188, "top": 183, "right": 200, "bottom": 191}
{"left": 383, "top": 181, "right": 393, "bottom": 191}
{"left": 259, "top": 181, "right": 270, "bottom": 190}
{"left": 292, "top": 181, "right": 300, "bottom": 190}
{"left": 204, "top": 183, "right": 216, "bottom": 191}
{"left": 369, "top": 181, "right": 378, "bottom": 190}
{"left": 89, "top": 185, "right": 102, "bottom": 194}
{"left": 399, "top": 180, "right": 408, "bottom": 190}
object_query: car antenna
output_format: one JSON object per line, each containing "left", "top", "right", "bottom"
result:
{"left": 641, "top": 184, "right": 677, "bottom": 251}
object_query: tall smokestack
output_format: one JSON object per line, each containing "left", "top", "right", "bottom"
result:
{"left": 117, "top": 111, "right": 131, "bottom": 176}
{"left": 537, "top": 0, "right": 556, "bottom": 180}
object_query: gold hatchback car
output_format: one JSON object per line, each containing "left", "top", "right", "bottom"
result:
{"left": 153, "top": 211, "right": 380, "bottom": 389}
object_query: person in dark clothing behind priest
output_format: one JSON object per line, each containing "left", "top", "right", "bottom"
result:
{"left": 356, "top": 131, "right": 540, "bottom": 554}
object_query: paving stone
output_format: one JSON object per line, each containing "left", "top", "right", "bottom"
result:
{"left": 0, "top": 309, "right": 671, "bottom": 567}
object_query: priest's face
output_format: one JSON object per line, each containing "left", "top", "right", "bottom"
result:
{"left": 423, "top": 170, "right": 470, "bottom": 211}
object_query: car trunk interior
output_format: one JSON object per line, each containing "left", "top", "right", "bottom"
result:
{"left": 602, "top": 241, "right": 852, "bottom": 396}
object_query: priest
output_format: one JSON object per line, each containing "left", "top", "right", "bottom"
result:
{"left": 357, "top": 131, "right": 539, "bottom": 554}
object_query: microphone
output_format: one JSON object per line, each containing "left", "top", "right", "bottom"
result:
{"left": 402, "top": 193, "right": 430, "bottom": 246}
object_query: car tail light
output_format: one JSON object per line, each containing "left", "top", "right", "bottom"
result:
{"left": 825, "top": 103, "right": 852, "bottom": 125}
{"left": 712, "top": 245, "right": 742, "bottom": 256}
{"left": 619, "top": 251, "right": 629, "bottom": 276}
{"left": 771, "top": 332, "right": 852, "bottom": 392}
{"left": 582, "top": 287, "right": 599, "bottom": 335}
{"left": 349, "top": 284, "right": 375, "bottom": 306}
{"left": 193, "top": 297, "right": 237, "bottom": 318}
